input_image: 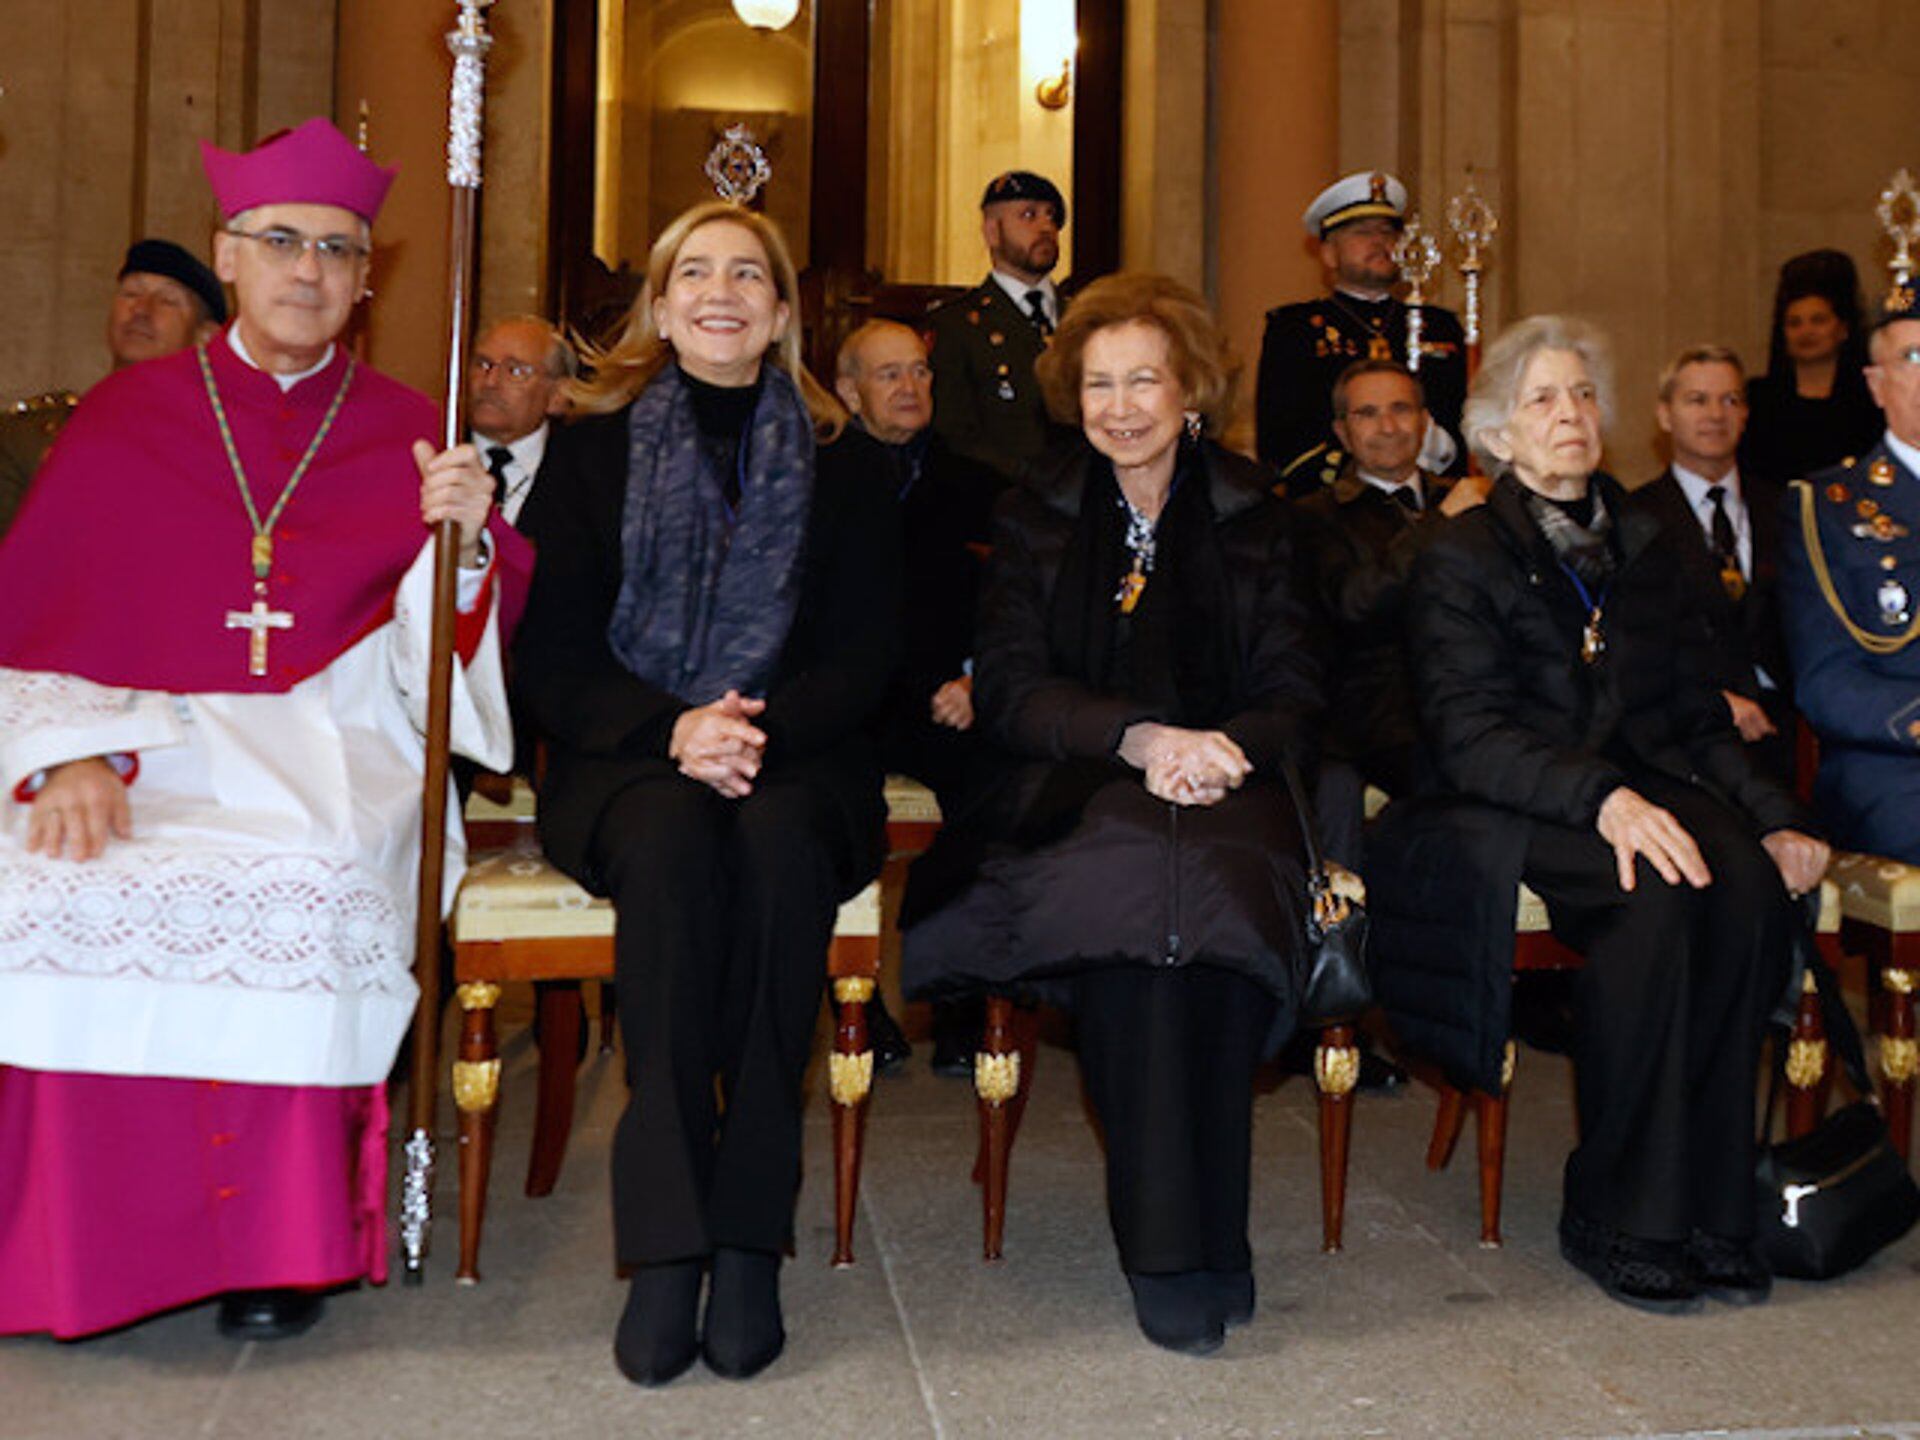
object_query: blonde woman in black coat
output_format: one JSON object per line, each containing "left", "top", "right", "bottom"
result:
{"left": 1367, "top": 315, "right": 1828, "bottom": 1315}
{"left": 903, "top": 273, "right": 1320, "bottom": 1356}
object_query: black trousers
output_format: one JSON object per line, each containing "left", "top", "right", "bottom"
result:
{"left": 591, "top": 768, "right": 846, "bottom": 1267}
{"left": 1524, "top": 771, "right": 1791, "bottom": 1242}
{"left": 1072, "top": 964, "right": 1277, "bottom": 1275}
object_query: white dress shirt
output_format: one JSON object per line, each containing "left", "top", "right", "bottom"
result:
{"left": 1670, "top": 462, "right": 1753, "bottom": 580}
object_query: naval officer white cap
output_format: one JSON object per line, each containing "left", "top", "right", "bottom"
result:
{"left": 1302, "top": 171, "right": 1409, "bottom": 238}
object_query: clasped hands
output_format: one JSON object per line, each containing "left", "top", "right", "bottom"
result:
{"left": 1118, "top": 722, "right": 1251, "bottom": 807}
{"left": 670, "top": 690, "right": 767, "bottom": 799}
{"left": 1595, "top": 786, "right": 1828, "bottom": 898}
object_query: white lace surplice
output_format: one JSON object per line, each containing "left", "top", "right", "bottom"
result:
{"left": 0, "top": 542, "right": 511, "bottom": 1088}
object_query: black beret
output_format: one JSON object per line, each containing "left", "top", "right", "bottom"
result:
{"left": 120, "top": 238, "right": 228, "bottom": 325}
{"left": 980, "top": 171, "right": 1066, "bottom": 227}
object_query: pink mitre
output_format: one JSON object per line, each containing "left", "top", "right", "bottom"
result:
{"left": 200, "top": 117, "right": 397, "bottom": 223}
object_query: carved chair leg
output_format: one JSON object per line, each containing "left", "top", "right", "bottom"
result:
{"left": 1881, "top": 966, "right": 1916, "bottom": 1159}
{"left": 1315, "top": 1022, "right": 1358, "bottom": 1253}
{"left": 1472, "top": 1043, "right": 1517, "bottom": 1249}
{"left": 1785, "top": 969, "right": 1829, "bottom": 1139}
{"left": 1427, "top": 1081, "right": 1467, "bottom": 1171}
{"left": 976, "top": 995, "right": 1022, "bottom": 1262}
{"left": 526, "top": 981, "right": 583, "bottom": 1198}
{"left": 829, "top": 976, "right": 875, "bottom": 1268}
{"left": 453, "top": 981, "right": 502, "bottom": 1284}
{"left": 597, "top": 979, "right": 618, "bottom": 1056}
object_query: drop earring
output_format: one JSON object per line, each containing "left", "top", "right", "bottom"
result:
{"left": 1183, "top": 410, "right": 1202, "bottom": 442}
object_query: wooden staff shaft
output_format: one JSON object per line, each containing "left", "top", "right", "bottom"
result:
{"left": 410, "top": 184, "right": 480, "bottom": 1141}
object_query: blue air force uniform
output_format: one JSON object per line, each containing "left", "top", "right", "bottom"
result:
{"left": 1779, "top": 439, "right": 1920, "bottom": 860}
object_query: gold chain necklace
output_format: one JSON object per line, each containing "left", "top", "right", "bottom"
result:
{"left": 197, "top": 340, "right": 358, "bottom": 676}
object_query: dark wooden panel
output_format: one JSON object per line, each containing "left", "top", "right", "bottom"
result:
{"left": 547, "top": 0, "right": 600, "bottom": 332}
{"left": 807, "top": 0, "right": 870, "bottom": 275}
{"left": 1072, "top": 0, "right": 1124, "bottom": 284}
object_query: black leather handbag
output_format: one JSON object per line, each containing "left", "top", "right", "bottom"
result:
{"left": 1754, "top": 917, "right": 1920, "bottom": 1280}
{"left": 1279, "top": 761, "right": 1373, "bottom": 1026}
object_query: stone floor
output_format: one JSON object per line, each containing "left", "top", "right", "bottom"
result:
{"left": 7, "top": 996, "right": 1920, "bottom": 1440}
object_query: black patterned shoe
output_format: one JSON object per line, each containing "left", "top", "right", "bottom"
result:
{"left": 1558, "top": 1210, "right": 1702, "bottom": 1316}
{"left": 1686, "top": 1231, "right": 1772, "bottom": 1306}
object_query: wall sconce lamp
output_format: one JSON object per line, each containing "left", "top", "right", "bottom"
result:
{"left": 1035, "top": 58, "right": 1071, "bottom": 110}
{"left": 733, "top": 0, "right": 800, "bottom": 30}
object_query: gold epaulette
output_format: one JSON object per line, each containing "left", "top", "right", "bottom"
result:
{"left": 7, "top": 389, "right": 78, "bottom": 417}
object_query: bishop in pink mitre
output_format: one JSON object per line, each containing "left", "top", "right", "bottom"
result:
{"left": 0, "top": 118, "right": 531, "bottom": 1340}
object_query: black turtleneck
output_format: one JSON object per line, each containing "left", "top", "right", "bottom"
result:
{"left": 679, "top": 363, "right": 763, "bottom": 507}
{"left": 1543, "top": 490, "right": 1598, "bottom": 529}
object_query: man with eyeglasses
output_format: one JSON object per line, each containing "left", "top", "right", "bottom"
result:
{"left": 835, "top": 318, "right": 1003, "bottom": 1076}
{"left": 0, "top": 238, "right": 227, "bottom": 540}
{"left": 1781, "top": 284, "right": 1920, "bottom": 860}
{"left": 468, "top": 315, "right": 575, "bottom": 528}
{"left": 0, "top": 118, "right": 530, "bottom": 1344}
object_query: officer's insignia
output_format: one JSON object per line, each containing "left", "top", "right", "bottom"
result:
{"left": 1859, "top": 499, "right": 1881, "bottom": 518}
{"left": 1369, "top": 173, "right": 1388, "bottom": 203}
{"left": 1872, "top": 458, "right": 1898, "bottom": 487}
{"left": 1884, "top": 554, "right": 1900, "bottom": 571}
{"left": 1827, "top": 482, "right": 1852, "bottom": 504}
{"left": 989, "top": 331, "right": 1004, "bottom": 347}
{"left": 1881, "top": 577, "right": 1912, "bottom": 627}
{"left": 995, "top": 362, "right": 1014, "bottom": 401}
{"left": 1854, "top": 514, "right": 1912, "bottom": 540}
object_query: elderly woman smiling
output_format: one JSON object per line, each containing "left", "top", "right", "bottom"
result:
{"left": 903, "top": 273, "right": 1320, "bottom": 1356}
{"left": 1367, "top": 315, "right": 1828, "bottom": 1314}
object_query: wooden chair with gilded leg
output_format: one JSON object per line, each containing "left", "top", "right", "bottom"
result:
{"left": 445, "top": 775, "right": 938, "bottom": 1280}
{"left": 1826, "top": 852, "right": 1920, "bottom": 1156}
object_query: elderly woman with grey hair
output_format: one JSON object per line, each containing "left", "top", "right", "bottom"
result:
{"left": 1365, "top": 315, "right": 1828, "bottom": 1314}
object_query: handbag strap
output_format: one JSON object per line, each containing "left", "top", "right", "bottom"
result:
{"left": 1762, "top": 900, "right": 1878, "bottom": 1144}
{"left": 1277, "top": 758, "right": 1330, "bottom": 889}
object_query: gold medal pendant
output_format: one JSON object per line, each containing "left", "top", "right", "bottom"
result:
{"left": 1580, "top": 607, "right": 1606, "bottom": 665}
{"left": 1116, "top": 567, "right": 1147, "bottom": 615}
{"left": 1720, "top": 562, "right": 1747, "bottom": 602}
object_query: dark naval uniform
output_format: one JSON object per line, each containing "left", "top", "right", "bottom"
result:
{"left": 1255, "top": 296, "right": 1467, "bottom": 492}
{"left": 0, "top": 391, "right": 77, "bottom": 541}
{"left": 927, "top": 278, "right": 1063, "bottom": 482}
{"left": 1779, "top": 442, "right": 1920, "bottom": 860}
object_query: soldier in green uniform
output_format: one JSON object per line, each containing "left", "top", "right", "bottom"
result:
{"left": 1780, "top": 283, "right": 1920, "bottom": 859}
{"left": 0, "top": 238, "right": 225, "bottom": 539}
{"left": 927, "top": 170, "right": 1073, "bottom": 482}
{"left": 1255, "top": 171, "right": 1467, "bottom": 496}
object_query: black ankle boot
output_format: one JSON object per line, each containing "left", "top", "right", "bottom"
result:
{"left": 703, "top": 1248, "right": 785, "bottom": 1379}
{"left": 1125, "top": 1272, "right": 1224, "bottom": 1355}
{"left": 613, "top": 1260, "right": 704, "bottom": 1386}
{"left": 1207, "top": 1269, "right": 1255, "bottom": 1328}
{"left": 215, "top": 1288, "right": 325, "bottom": 1340}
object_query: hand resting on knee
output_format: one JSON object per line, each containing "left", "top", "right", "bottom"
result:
{"left": 26, "top": 756, "right": 132, "bottom": 862}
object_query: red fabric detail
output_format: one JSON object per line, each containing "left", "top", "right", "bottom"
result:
{"left": 10, "top": 754, "right": 140, "bottom": 805}
{"left": 0, "top": 1066, "right": 390, "bottom": 1339}
{"left": 0, "top": 333, "right": 439, "bottom": 695}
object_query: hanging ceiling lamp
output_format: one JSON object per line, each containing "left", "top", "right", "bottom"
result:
{"left": 732, "top": 0, "right": 800, "bottom": 30}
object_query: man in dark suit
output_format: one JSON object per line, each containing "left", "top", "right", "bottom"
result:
{"left": 927, "top": 170, "right": 1072, "bottom": 483}
{"left": 468, "top": 315, "right": 575, "bottom": 528}
{"left": 1256, "top": 171, "right": 1467, "bottom": 495}
{"left": 1630, "top": 344, "right": 1794, "bottom": 785}
{"left": 837, "top": 318, "right": 1003, "bottom": 1075}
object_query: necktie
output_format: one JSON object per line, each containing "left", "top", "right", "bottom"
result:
{"left": 1024, "top": 288, "right": 1053, "bottom": 337}
{"left": 1390, "top": 484, "right": 1422, "bottom": 515}
{"left": 485, "top": 445, "right": 514, "bottom": 507}
{"left": 1706, "top": 484, "right": 1738, "bottom": 566}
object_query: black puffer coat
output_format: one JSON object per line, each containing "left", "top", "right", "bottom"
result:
{"left": 1367, "top": 473, "right": 1815, "bottom": 1092}
{"left": 901, "top": 440, "right": 1321, "bottom": 1035}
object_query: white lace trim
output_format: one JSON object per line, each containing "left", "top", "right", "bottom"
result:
{"left": 0, "top": 669, "right": 139, "bottom": 731}
{"left": 0, "top": 842, "right": 410, "bottom": 998}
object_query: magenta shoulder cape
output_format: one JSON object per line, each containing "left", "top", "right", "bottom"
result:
{"left": 0, "top": 334, "right": 529, "bottom": 693}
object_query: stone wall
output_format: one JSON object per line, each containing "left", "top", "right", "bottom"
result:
{"left": 0, "top": 0, "right": 334, "bottom": 400}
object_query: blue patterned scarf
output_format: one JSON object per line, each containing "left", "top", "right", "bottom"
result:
{"left": 606, "top": 364, "right": 814, "bottom": 704}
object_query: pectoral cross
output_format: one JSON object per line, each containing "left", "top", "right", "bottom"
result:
{"left": 226, "top": 588, "right": 293, "bottom": 677}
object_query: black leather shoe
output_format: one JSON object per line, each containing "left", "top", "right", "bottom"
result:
{"left": 1355, "top": 1049, "right": 1407, "bottom": 1093}
{"left": 215, "top": 1289, "right": 326, "bottom": 1340}
{"left": 1687, "top": 1231, "right": 1772, "bottom": 1306}
{"left": 1558, "top": 1210, "right": 1702, "bottom": 1315}
{"left": 867, "top": 994, "right": 912, "bottom": 1075}
{"left": 613, "top": 1260, "right": 704, "bottom": 1387}
{"left": 1207, "top": 1269, "right": 1255, "bottom": 1328}
{"left": 1125, "top": 1272, "right": 1225, "bottom": 1355}
{"left": 703, "top": 1248, "right": 785, "bottom": 1380}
